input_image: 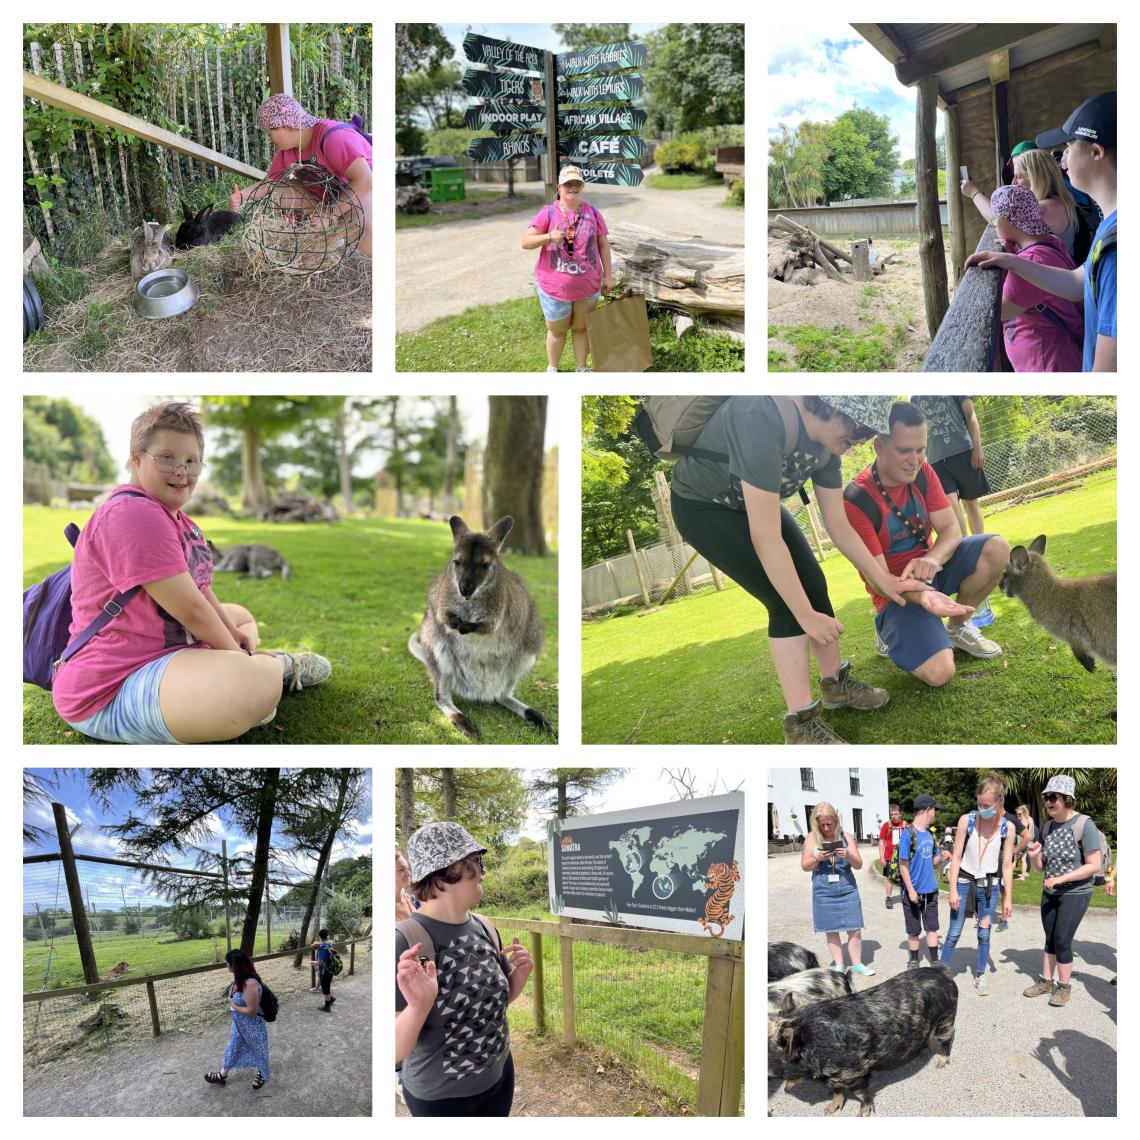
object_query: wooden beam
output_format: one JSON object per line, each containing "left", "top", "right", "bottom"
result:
{"left": 851, "top": 24, "right": 906, "bottom": 64}
{"left": 23, "top": 72, "right": 264, "bottom": 180}
{"left": 916, "top": 75, "right": 949, "bottom": 340}
{"left": 266, "top": 23, "right": 292, "bottom": 97}
{"left": 943, "top": 39, "right": 1106, "bottom": 105}
{"left": 895, "top": 24, "right": 1058, "bottom": 86}
{"left": 945, "top": 105, "right": 967, "bottom": 284}
{"left": 986, "top": 49, "right": 1010, "bottom": 86}
{"left": 993, "top": 81, "right": 1011, "bottom": 185}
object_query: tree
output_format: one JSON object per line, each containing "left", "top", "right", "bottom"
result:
{"left": 400, "top": 768, "right": 529, "bottom": 851}
{"left": 553, "top": 23, "right": 631, "bottom": 51}
{"left": 403, "top": 64, "right": 465, "bottom": 130}
{"left": 768, "top": 121, "right": 829, "bottom": 208}
{"left": 823, "top": 108, "right": 899, "bottom": 200}
{"left": 23, "top": 397, "right": 117, "bottom": 483}
{"left": 325, "top": 893, "right": 364, "bottom": 939}
{"left": 528, "top": 768, "right": 627, "bottom": 820}
{"left": 396, "top": 23, "right": 454, "bottom": 153}
{"left": 484, "top": 396, "right": 548, "bottom": 555}
{"left": 23, "top": 771, "right": 56, "bottom": 846}
{"left": 644, "top": 23, "right": 744, "bottom": 133}
{"left": 397, "top": 768, "right": 416, "bottom": 849}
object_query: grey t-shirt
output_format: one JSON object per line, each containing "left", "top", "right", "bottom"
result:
{"left": 1041, "top": 815, "right": 1101, "bottom": 896}
{"left": 911, "top": 396, "right": 972, "bottom": 464}
{"left": 395, "top": 914, "right": 511, "bottom": 1099}
{"left": 670, "top": 396, "right": 841, "bottom": 511}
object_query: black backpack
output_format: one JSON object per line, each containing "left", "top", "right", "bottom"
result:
{"left": 258, "top": 981, "right": 279, "bottom": 1022}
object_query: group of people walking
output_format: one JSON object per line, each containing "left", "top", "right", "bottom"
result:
{"left": 803, "top": 774, "right": 1108, "bottom": 1005}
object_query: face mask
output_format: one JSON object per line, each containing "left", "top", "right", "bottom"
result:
{"left": 978, "top": 806, "right": 998, "bottom": 819}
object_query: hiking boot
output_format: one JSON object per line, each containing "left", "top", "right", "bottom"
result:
{"left": 996, "top": 918, "right": 1009, "bottom": 932}
{"left": 947, "top": 621, "right": 1002, "bottom": 658}
{"left": 275, "top": 650, "right": 332, "bottom": 693}
{"left": 906, "top": 958, "right": 920, "bottom": 970}
{"left": 875, "top": 630, "right": 891, "bottom": 658}
{"left": 820, "top": 661, "right": 890, "bottom": 711}
{"left": 971, "top": 596, "right": 996, "bottom": 628}
{"left": 783, "top": 700, "right": 847, "bottom": 744}
{"left": 1048, "top": 982, "right": 1073, "bottom": 1007}
{"left": 1024, "top": 976, "right": 1054, "bottom": 998}
{"left": 885, "top": 896, "right": 894, "bottom": 909}
{"left": 975, "top": 972, "right": 990, "bottom": 997}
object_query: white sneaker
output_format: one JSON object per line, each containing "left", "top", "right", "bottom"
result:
{"left": 875, "top": 630, "right": 890, "bottom": 658}
{"left": 576, "top": 365, "right": 591, "bottom": 372}
{"left": 546, "top": 365, "right": 558, "bottom": 372}
{"left": 947, "top": 621, "right": 1002, "bottom": 658}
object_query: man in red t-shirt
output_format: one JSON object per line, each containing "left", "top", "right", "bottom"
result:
{"left": 878, "top": 804, "right": 908, "bottom": 907}
{"left": 843, "top": 401, "right": 1010, "bottom": 687}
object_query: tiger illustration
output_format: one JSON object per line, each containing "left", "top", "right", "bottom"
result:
{"left": 698, "top": 859, "right": 740, "bottom": 938}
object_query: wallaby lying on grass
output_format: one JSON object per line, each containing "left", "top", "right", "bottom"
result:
{"left": 208, "top": 540, "right": 291, "bottom": 581}
{"left": 408, "top": 515, "right": 554, "bottom": 740}
{"left": 1000, "top": 533, "right": 1116, "bottom": 717}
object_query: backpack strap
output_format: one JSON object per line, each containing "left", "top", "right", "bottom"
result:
{"left": 844, "top": 468, "right": 931, "bottom": 541}
{"left": 770, "top": 395, "right": 825, "bottom": 506}
{"left": 1089, "top": 224, "right": 1117, "bottom": 304}
{"left": 1028, "top": 302, "right": 1082, "bottom": 347}
{"left": 471, "top": 912, "right": 503, "bottom": 954}
{"left": 396, "top": 918, "right": 436, "bottom": 965}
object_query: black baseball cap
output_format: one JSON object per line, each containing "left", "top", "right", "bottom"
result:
{"left": 912, "top": 794, "right": 944, "bottom": 812}
{"left": 1036, "top": 92, "right": 1116, "bottom": 150}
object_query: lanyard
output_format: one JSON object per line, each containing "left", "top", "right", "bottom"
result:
{"left": 557, "top": 201, "right": 582, "bottom": 259}
{"left": 871, "top": 461, "right": 928, "bottom": 546}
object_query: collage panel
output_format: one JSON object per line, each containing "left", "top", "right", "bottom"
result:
{"left": 766, "top": 765, "right": 1116, "bottom": 1117}
{"left": 582, "top": 395, "right": 1116, "bottom": 745}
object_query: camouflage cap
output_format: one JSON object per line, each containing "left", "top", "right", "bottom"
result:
{"left": 406, "top": 822, "right": 487, "bottom": 883}
{"left": 818, "top": 395, "right": 896, "bottom": 435}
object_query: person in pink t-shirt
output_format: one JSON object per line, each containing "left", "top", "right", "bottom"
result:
{"left": 522, "top": 166, "right": 613, "bottom": 373}
{"left": 230, "top": 94, "right": 373, "bottom": 256}
{"left": 988, "top": 184, "right": 1083, "bottom": 372}
{"left": 52, "top": 403, "right": 332, "bottom": 745}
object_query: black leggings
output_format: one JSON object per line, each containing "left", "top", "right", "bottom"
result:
{"left": 402, "top": 1052, "right": 515, "bottom": 1117}
{"left": 1040, "top": 890, "right": 1091, "bottom": 964}
{"left": 670, "top": 491, "right": 832, "bottom": 638}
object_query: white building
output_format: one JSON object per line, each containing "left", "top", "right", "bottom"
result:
{"left": 767, "top": 767, "right": 890, "bottom": 844}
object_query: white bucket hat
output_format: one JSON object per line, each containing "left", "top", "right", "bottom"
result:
{"left": 1043, "top": 775, "right": 1076, "bottom": 799}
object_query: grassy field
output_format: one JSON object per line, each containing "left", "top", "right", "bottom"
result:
{"left": 23, "top": 509, "right": 557, "bottom": 744}
{"left": 644, "top": 171, "right": 725, "bottom": 190}
{"left": 396, "top": 189, "right": 543, "bottom": 229}
{"left": 768, "top": 320, "right": 909, "bottom": 371}
{"left": 582, "top": 468, "right": 1116, "bottom": 744}
{"left": 396, "top": 295, "right": 744, "bottom": 372}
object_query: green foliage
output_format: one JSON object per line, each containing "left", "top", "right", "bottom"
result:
{"left": 654, "top": 135, "right": 709, "bottom": 174}
{"left": 122, "top": 915, "right": 141, "bottom": 935}
{"left": 395, "top": 190, "right": 544, "bottom": 230}
{"left": 23, "top": 396, "right": 116, "bottom": 482}
{"left": 167, "top": 902, "right": 214, "bottom": 941}
{"left": 324, "top": 893, "right": 364, "bottom": 940}
{"left": 406, "top": 769, "right": 531, "bottom": 850}
{"left": 769, "top": 121, "right": 829, "bottom": 208}
{"left": 480, "top": 844, "right": 549, "bottom": 913}
{"left": 768, "top": 323, "right": 895, "bottom": 371}
{"left": 645, "top": 171, "right": 723, "bottom": 189}
{"left": 424, "top": 127, "right": 482, "bottom": 159}
{"left": 826, "top": 107, "right": 899, "bottom": 199}
{"left": 727, "top": 177, "right": 744, "bottom": 206}
{"left": 552, "top": 23, "right": 631, "bottom": 51}
{"left": 643, "top": 23, "right": 744, "bottom": 133}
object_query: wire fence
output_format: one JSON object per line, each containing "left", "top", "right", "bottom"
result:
{"left": 583, "top": 402, "right": 1117, "bottom": 618}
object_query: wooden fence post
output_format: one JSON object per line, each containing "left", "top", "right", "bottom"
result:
{"left": 146, "top": 978, "right": 161, "bottom": 1037}
{"left": 221, "top": 839, "right": 232, "bottom": 953}
{"left": 52, "top": 803, "right": 99, "bottom": 987}
{"left": 265, "top": 881, "right": 271, "bottom": 954}
{"left": 349, "top": 939, "right": 356, "bottom": 976}
{"left": 531, "top": 931, "right": 545, "bottom": 1034}
{"left": 559, "top": 922, "right": 576, "bottom": 1045}
{"left": 696, "top": 950, "right": 744, "bottom": 1115}
{"left": 627, "top": 529, "right": 651, "bottom": 607}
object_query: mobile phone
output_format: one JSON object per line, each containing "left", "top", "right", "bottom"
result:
{"left": 821, "top": 840, "right": 844, "bottom": 852}
{"left": 960, "top": 166, "right": 969, "bottom": 180}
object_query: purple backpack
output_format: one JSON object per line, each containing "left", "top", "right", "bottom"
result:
{"left": 23, "top": 489, "right": 147, "bottom": 690}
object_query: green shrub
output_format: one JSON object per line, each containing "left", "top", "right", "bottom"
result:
{"left": 424, "top": 128, "right": 484, "bottom": 160}
{"left": 481, "top": 845, "right": 549, "bottom": 914}
{"left": 325, "top": 893, "right": 365, "bottom": 940}
{"left": 654, "top": 134, "right": 708, "bottom": 173}
{"left": 727, "top": 178, "right": 744, "bottom": 206}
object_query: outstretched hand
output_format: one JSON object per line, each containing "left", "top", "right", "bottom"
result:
{"left": 896, "top": 576, "right": 934, "bottom": 595}
{"left": 919, "top": 590, "right": 975, "bottom": 618}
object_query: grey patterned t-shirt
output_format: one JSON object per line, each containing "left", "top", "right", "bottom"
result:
{"left": 396, "top": 914, "right": 511, "bottom": 1099}
{"left": 1041, "top": 815, "right": 1100, "bottom": 895}
{"left": 911, "top": 396, "right": 972, "bottom": 464}
{"left": 670, "top": 396, "right": 841, "bottom": 510}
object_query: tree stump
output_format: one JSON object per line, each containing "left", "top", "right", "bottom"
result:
{"left": 852, "top": 239, "right": 872, "bottom": 281}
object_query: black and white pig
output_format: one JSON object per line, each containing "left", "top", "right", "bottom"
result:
{"left": 767, "top": 966, "right": 852, "bottom": 1030}
{"left": 768, "top": 940, "right": 820, "bottom": 983}
{"left": 768, "top": 965, "right": 958, "bottom": 1116}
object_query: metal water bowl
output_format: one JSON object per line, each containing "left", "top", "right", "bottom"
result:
{"left": 134, "top": 267, "right": 200, "bottom": 319}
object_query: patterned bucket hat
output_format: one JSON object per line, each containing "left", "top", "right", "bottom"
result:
{"left": 819, "top": 395, "right": 896, "bottom": 435}
{"left": 407, "top": 822, "right": 487, "bottom": 883}
{"left": 989, "top": 184, "right": 1050, "bottom": 236}
{"left": 1043, "top": 774, "right": 1077, "bottom": 799}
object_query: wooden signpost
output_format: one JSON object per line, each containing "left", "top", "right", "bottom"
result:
{"left": 462, "top": 69, "right": 545, "bottom": 102}
{"left": 557, "top": 106, "right": 647, "bottom": 134}
{"left": 555, "top": 40, "right": 648, "bottom": 76}
{"left": 559, "top": 134, "right": 646, "bottom": 161}
{"left": 467, "top": 134, "right": 546, "bottom": 163}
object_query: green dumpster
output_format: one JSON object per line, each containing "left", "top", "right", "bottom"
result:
{"left": 429, "top": 166, "right": 466, "bottom": 202}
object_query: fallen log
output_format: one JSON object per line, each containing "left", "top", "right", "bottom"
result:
{"left": 608, "top": 222, "right": 744, "bottom": 330}
{"left": 771, "top": 215, "right": 853, "bottom": 262}
{"left": 812, "top": 238, "right": 843, "bottom": 281}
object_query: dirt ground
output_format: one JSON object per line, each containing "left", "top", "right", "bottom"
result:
{"left": 394, "top": 1024, "right": 684, "bottom": 1117}
{"left": 768, "top": 238, "right": 956, "bottom": 371}
{"left": 396, "top": 172, "right": 743, "bottom": 333}
{"left": 23, "top": 970, "right": 371, "bottom": 1116}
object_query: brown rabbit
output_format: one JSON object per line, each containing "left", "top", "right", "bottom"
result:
{"left": 130, "top": 221, "right": 174, "bottom": 280}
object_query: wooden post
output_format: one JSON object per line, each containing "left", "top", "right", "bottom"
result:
{"left": 709, "top": 562, "right": 723, "bottom": 591}
{"left": 945, "top": 104, "right": 966, "bottom": 284}
{"left": 851, "top": 239, "right": 872, "bottom": 281}
{"left": 804, "top": 498, "right": 826, "bottom": 560}
{"left": 265, "top": 882, "right": 271, "bottom": 954}
{"left": 221, "top": 839, "right": 232, "bottom": 953}
{"left": 697, "top": 952, "right": 742, "bottom": 1115}
{"left": 915, "top": 75, "right": 949, "bottom": 341}
{"left": 349, "top": 939, "right": 356, "bottom": 976}
{"left": 559, "top": 926, "right": 576, "bottom": 1045}
{"left": 605, "top": 559, "right": 621, "bottom": 600}
{"left": 992, "top": 80, "right": 1010, "bottom": 186}
{"left": 531, "top": 931, "right": 546, "bottom": 1034}
{"left": 52, "top": 803, "right": 99, "bottom": 987}
{"left": 146, "top": 978, "right": 161, "bottom": 1038}
{"left": 266, "top": 24, "right": 292, "bottom": 97}
{"left": 720, "top": 954, "right": 745, "bottom": 1115}
{"left": 543, "top": 49, "right": 558, "bottom": 203}
{"left": 627, "top": 529, "right": 651, "bottom": 606}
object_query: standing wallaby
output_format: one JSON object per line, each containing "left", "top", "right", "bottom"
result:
{"left": 408, "top": 515, "right": 553, "bottom": 740}
{"left": 1000, "top": 534, "right": 1116, "bottom": 716}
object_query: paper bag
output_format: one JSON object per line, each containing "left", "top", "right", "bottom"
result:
{"left": 587, "top": 293, "right": 652, "bottom": 372}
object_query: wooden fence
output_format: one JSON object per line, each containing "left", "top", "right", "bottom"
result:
{"left": 486, "top": 915, "right": 744, "bottom": 1117}
{"left": 767, "top": 199, "right": 949, "bottom": 237}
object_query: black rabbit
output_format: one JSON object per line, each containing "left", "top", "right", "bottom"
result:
{"left": 175, "top": 201, "right": 244, "bottom": 249}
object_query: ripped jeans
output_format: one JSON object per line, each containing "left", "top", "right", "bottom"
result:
{"left": 939, "top": 876, "right": 1001, "bottom": 975}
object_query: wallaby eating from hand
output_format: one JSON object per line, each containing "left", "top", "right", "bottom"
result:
{"left": 1000, "top": 533, "right": 1116, "bottom": 716}
{"left": 408, "top": 515, "right": 553, "bottom": 740}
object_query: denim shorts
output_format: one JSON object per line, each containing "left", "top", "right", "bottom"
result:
{"left": 536, "top": 282, "right": 599, "bottom": 322}
{"left": 66, "top": 650, "right": 186, "bottom": 744}
{"left": 875, "top": 534, "right": 992, "bottom": 672}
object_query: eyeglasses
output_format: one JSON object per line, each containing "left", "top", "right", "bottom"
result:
{"left": 563, "top": 182, "right": 584, "bottom": 191}
{"left": 464, "top": 854, "right": 485, "bottom": 872}
{"left": 1041, "top": 793, "right": 1062, "bottom": 803}
{"left": 146, "top": 451, "right": 206, "bottom": 475}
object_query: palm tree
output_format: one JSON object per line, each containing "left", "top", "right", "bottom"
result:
{"left": 999, "top": 768, "right": 1114, "bottom": 833}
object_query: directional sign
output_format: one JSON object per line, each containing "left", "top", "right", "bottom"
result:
{"left": 464, "top": 102, "right": 546, "bottom": 133}
{"left": 556, "top": 40, "right": 648, "bottom": 77}
{"left": 558, "top": 73, "right": 642, "bottom": 105}
{"left": 558, "top": 107, "right": 647, "bottom": 134}
{"left": 559, "top": 134, "right": 646, "bottom": 161}
{"left": 462, "top": 68, "right": 546, "bottom": 103}
{"left": 572, "top": 161, "right": 645, "bottom": 187}
{"left": 467, "top": 134, "right": 547, "bottom": 163}
{"left": 463, "top": 32, "right": 543, "bottom": 74}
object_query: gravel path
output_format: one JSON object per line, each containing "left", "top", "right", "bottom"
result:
{"left": 395, "top": 176, "right": 743, "bottom": 333}
{"left": 767, "top": 852, "right": 1116, "bottom": 1117}
{"left": 24, "top": 970, "right": 372, "bottom": 1116}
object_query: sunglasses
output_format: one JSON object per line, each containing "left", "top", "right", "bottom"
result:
{"left": 464, "top": 854, "right": 485, "bottom": 872}
{"left": 1041, "top": 793, "right": 1062, "bottom": 803}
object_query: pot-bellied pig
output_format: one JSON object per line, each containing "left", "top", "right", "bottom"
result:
{"left": 768, "top": 965, "right": 958, "bottom": 1116}
{"left": 768, "top": 941, "right": 820, "bottom": 983}
{"left": 768, "top": 967, "right": 852, "bottom": 1031}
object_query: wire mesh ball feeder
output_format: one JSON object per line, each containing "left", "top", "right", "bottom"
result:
{"left": 241, "top": 160, "right": 364, "bottom": 277}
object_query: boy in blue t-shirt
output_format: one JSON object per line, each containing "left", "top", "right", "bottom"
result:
{"left": 310, "top": 928, "right": 336, "bottom": 1013}
{"left": 964, "top": 92, "right": 1116, "bottom": 372}
{"left": 898, "top": 794, "right": 945, "bottom": 967}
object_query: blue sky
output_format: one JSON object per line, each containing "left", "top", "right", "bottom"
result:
{"left": 768, "top": 23, "right": 940, "bottom": 165}
{"left": 440, "top": 23, "right": 663, "bottom": 63}
{"left": 23, "top": 769, "right": 372, "bottom": 914}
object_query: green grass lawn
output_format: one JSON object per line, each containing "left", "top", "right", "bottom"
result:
{"left": 396, "top": 295, "right": 744, "bottom": 372}
{"left": 644, "top": 171, "right": 725, "bottom": 190}
{"left": 396, "top": 189, "right": 544, "bottom": 229}
{"left": 582, "top": 469, "right": 1116, "bottom": 744}
{"left": 24, "top": 509, "right": 557, "bottom": 744}
{"left": 769, "top": 321, "right": 910, "bottom": 371}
